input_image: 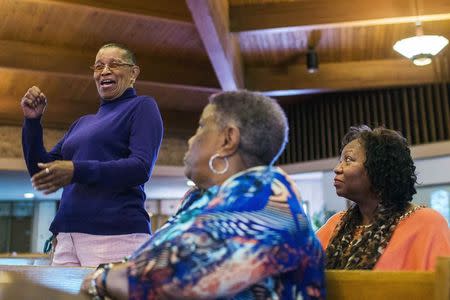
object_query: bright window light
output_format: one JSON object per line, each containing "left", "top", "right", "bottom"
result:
{"left": 24, "top": 193, "right": 35, "bottom": 199}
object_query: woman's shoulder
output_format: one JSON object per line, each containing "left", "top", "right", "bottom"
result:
{"left": 316, "top": 211, "right": 345, "bottom": 249}
{"left": 402, "top": 206, "right": 448, "bottom": 226}
{"left": 327, "top": 211, "right": 346, "bottom": 224}
{"left": 134, "top": 95, "right": 158, "bottom": 106}
{"left": 316, "top": 211, "right": 345, "bottom": 235}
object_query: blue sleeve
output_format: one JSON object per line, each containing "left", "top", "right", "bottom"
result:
{"left": 71, "top": 98, "right": 163, "bottom": 187}
{"left": 22, "top": 117, "right": 65, "bottom": 176}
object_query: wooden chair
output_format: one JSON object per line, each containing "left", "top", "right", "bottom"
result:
{"left": 325, "top": 256, "right": 450, "bottom": 300}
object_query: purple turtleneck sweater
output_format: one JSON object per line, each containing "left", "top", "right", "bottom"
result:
{"left": 22, "top": 88, "right": 163, "bottom": 235}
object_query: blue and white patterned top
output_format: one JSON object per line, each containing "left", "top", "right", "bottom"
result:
{"left": 128, "top": 166, "right": 325, "bottom": 299}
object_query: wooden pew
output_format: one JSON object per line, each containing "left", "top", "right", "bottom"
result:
{"left": 325, "top": 257, "right": 450, "bottom": 300}
{"left": 0, "top": 272, "right": 89, "bottom": 300}
{"left": 0, "top": 265, "right": 94, "bottom": 295}
{"left": 0, "top": 253, "right": 51, "bottom": 266}
{"left": 1, "top": 257, "right": 448, "bottom": 299}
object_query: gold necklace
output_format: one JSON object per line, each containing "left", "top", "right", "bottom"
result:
{"left": 354, "top": 205, "right": 424, "bottom": 230}
{"left": 397, "top": 204, "right": 425, "bottom": 222}
{"left": 355, "top": 223, "right": 372, "bottom": 229}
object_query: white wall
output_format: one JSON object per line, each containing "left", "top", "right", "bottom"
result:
{"left": 415, "top": 156, "right": 450, "bottom": 186}
{"left": 291, "top": 172, "right": 325, "bottom": 218}
{"left": 322, "top": 170, "right": 347, "bottom": 213}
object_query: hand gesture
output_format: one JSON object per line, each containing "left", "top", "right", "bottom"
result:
{"left": 21, "top": 86, "right": 47, "bottom": 119}
{"left": 80, "top": 269, "right": 103, "bottom": 298}
{"left": 31, "top": 161, "right": 74, "bottom": 194}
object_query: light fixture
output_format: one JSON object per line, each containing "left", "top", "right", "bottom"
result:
{"left": 306, "top": 47, "right": 319, "bottom": 73}
{"left": 24, "top": 193, "right": 35, "bottom": 199}
{"left": 393, "top": 0, "right": 448, "bottom": 66}
{"left": 393, "top": 23, "right": 449, "bottom": 66}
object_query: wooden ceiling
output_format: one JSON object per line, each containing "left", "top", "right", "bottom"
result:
{"left": 0, "top": 0, "right": 449, "bottom": 136}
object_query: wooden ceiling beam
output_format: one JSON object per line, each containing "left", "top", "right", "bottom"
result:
{"left": 230, "top": 0, "right": 450, "bottom": 32}
{"left": 187, "top": 0, "right": 244, "bottom": 90}
{"left": 0, "top": 95, "right": 199, "bottom": 136}
{"left": 0, "top": 40, "right": 219, "bottom": 88}
{"left": 35, "top": 0, "right": 193, "bottom": 23}
{"left": 247, "top": 59, "right": 447, "bottom": 94}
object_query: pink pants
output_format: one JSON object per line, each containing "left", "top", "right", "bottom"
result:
{"left": 51, "top": 232, "right": 150, "bottom": 267}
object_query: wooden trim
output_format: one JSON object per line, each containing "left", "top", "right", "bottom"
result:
{"left": 325, "top": 269, "right": 434, "bottom": 300}
{"left": 35, "top": 0, "right": 193, "bottom": 24}
{"left": 434, "top": 256, "right": 450, "bottom": 300}
{"left": 0, "top": 40, "right": 219, "bottom": 88}
{"left": 246, "top": 59, "right": 442, "bottom": 94}
{"left": 0, "top": 159, "right": 27, "bottom": 171}
{"left": 411, "top": 140, "right": 450, "bottom": 160}
{"left": 230, "top": 0, "right": 450, "bottom": 32}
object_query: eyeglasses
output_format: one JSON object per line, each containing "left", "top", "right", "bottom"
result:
{"left": 90, "top": 61, "right": 135, "bottom": 72}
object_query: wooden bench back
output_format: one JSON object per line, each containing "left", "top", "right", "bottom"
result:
{"left": 0, "top": 253, "right": 51, "bottom": 266}
{"left": 0, "top": 257, "right": 449, "bottom": 299}
{"left": 325, "top": 257, "right": 450, "bottom": 300}
{"left": 0, "top": 265, "right": 93, "bottom": 294}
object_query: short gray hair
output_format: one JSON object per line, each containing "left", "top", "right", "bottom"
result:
{"left": 99, "top": 43, "right": 137, "bottom": 64}
{"left": 209, "top": 90, "right": 288, "bottom": 167}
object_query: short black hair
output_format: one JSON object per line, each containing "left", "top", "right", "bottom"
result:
{"left": 99, "top": 43, "right": 137, "bottom": 64}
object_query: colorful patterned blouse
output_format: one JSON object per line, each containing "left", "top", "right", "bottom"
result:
{"left": 128, "top": 166, "right": 325, "bottom": 299}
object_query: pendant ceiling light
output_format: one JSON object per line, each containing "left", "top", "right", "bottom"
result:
{"left": 392, "top": 0, "right": 448, "bottom": 66}
{"left": 393, "top": 23, "right": 449, "bottom": 66}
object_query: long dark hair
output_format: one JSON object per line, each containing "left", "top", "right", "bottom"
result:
{"left": 325, "top": 125, "right": 417, "bottom": 269}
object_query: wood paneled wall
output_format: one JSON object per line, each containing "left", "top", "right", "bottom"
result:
{"left": 279, "top": 83, "right": 450, "bottom": 164}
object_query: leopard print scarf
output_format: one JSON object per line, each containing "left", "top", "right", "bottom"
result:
{"left": 325, "top": 204, "right": 408, "bottom": 269}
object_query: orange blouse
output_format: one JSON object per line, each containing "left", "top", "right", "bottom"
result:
{"left": 316, "top": 207, "right": 450, "bottom": 270}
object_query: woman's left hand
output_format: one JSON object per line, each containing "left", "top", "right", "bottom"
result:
{"left": 31, "top": 161, "right": 74, "bottom": 194}
{"left": 80, "top": 270, "right": 96, "bottom": 294}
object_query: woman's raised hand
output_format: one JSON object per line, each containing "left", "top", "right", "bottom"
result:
{"left": 21, "top": 86, "right": 47, "bottom": 119}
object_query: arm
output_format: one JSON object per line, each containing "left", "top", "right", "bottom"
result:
{"left": 22, "top": 118, "right": 64, "bottom": 175}
{"left": 125, "top": 214, "right": 308, "bottom": 299}
{"left": 72, "top": 98, "right": 163, "bottom": 188}
{"left": 21, "top": 86, "right": 64, "bottom": 176}
{"left": 421, "top": 212, "right": 450, "bottom": 270}
{"left": 32, "top": 99, "right": 163, "bottom": 194}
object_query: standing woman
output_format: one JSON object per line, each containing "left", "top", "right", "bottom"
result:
{"left": 21, "top": 43, "right": 163, "bottom": 267}
{"left": 317, "top": 125, "right": 450, "bottom": 270}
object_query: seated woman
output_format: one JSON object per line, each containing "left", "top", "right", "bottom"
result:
{"left": 81, "top": 90, "right": 325, "bottom": 299}
{"left": 317, "top": 125, "right": 450, "bottom": 270}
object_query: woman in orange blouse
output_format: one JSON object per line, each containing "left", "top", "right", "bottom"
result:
{"left": 317, "top": 125, "right": 450, "bottom": 270}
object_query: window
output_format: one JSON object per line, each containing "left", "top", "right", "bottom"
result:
{"left": 0, "top": 201, "right": 34, "bottom": 252}
{"left": 413, "top": 184, "right": 450, "bottom": 226}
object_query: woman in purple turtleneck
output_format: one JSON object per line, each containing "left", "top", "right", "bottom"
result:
{"left": 21, "top": 43, "right": 163, "bottom": 267}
